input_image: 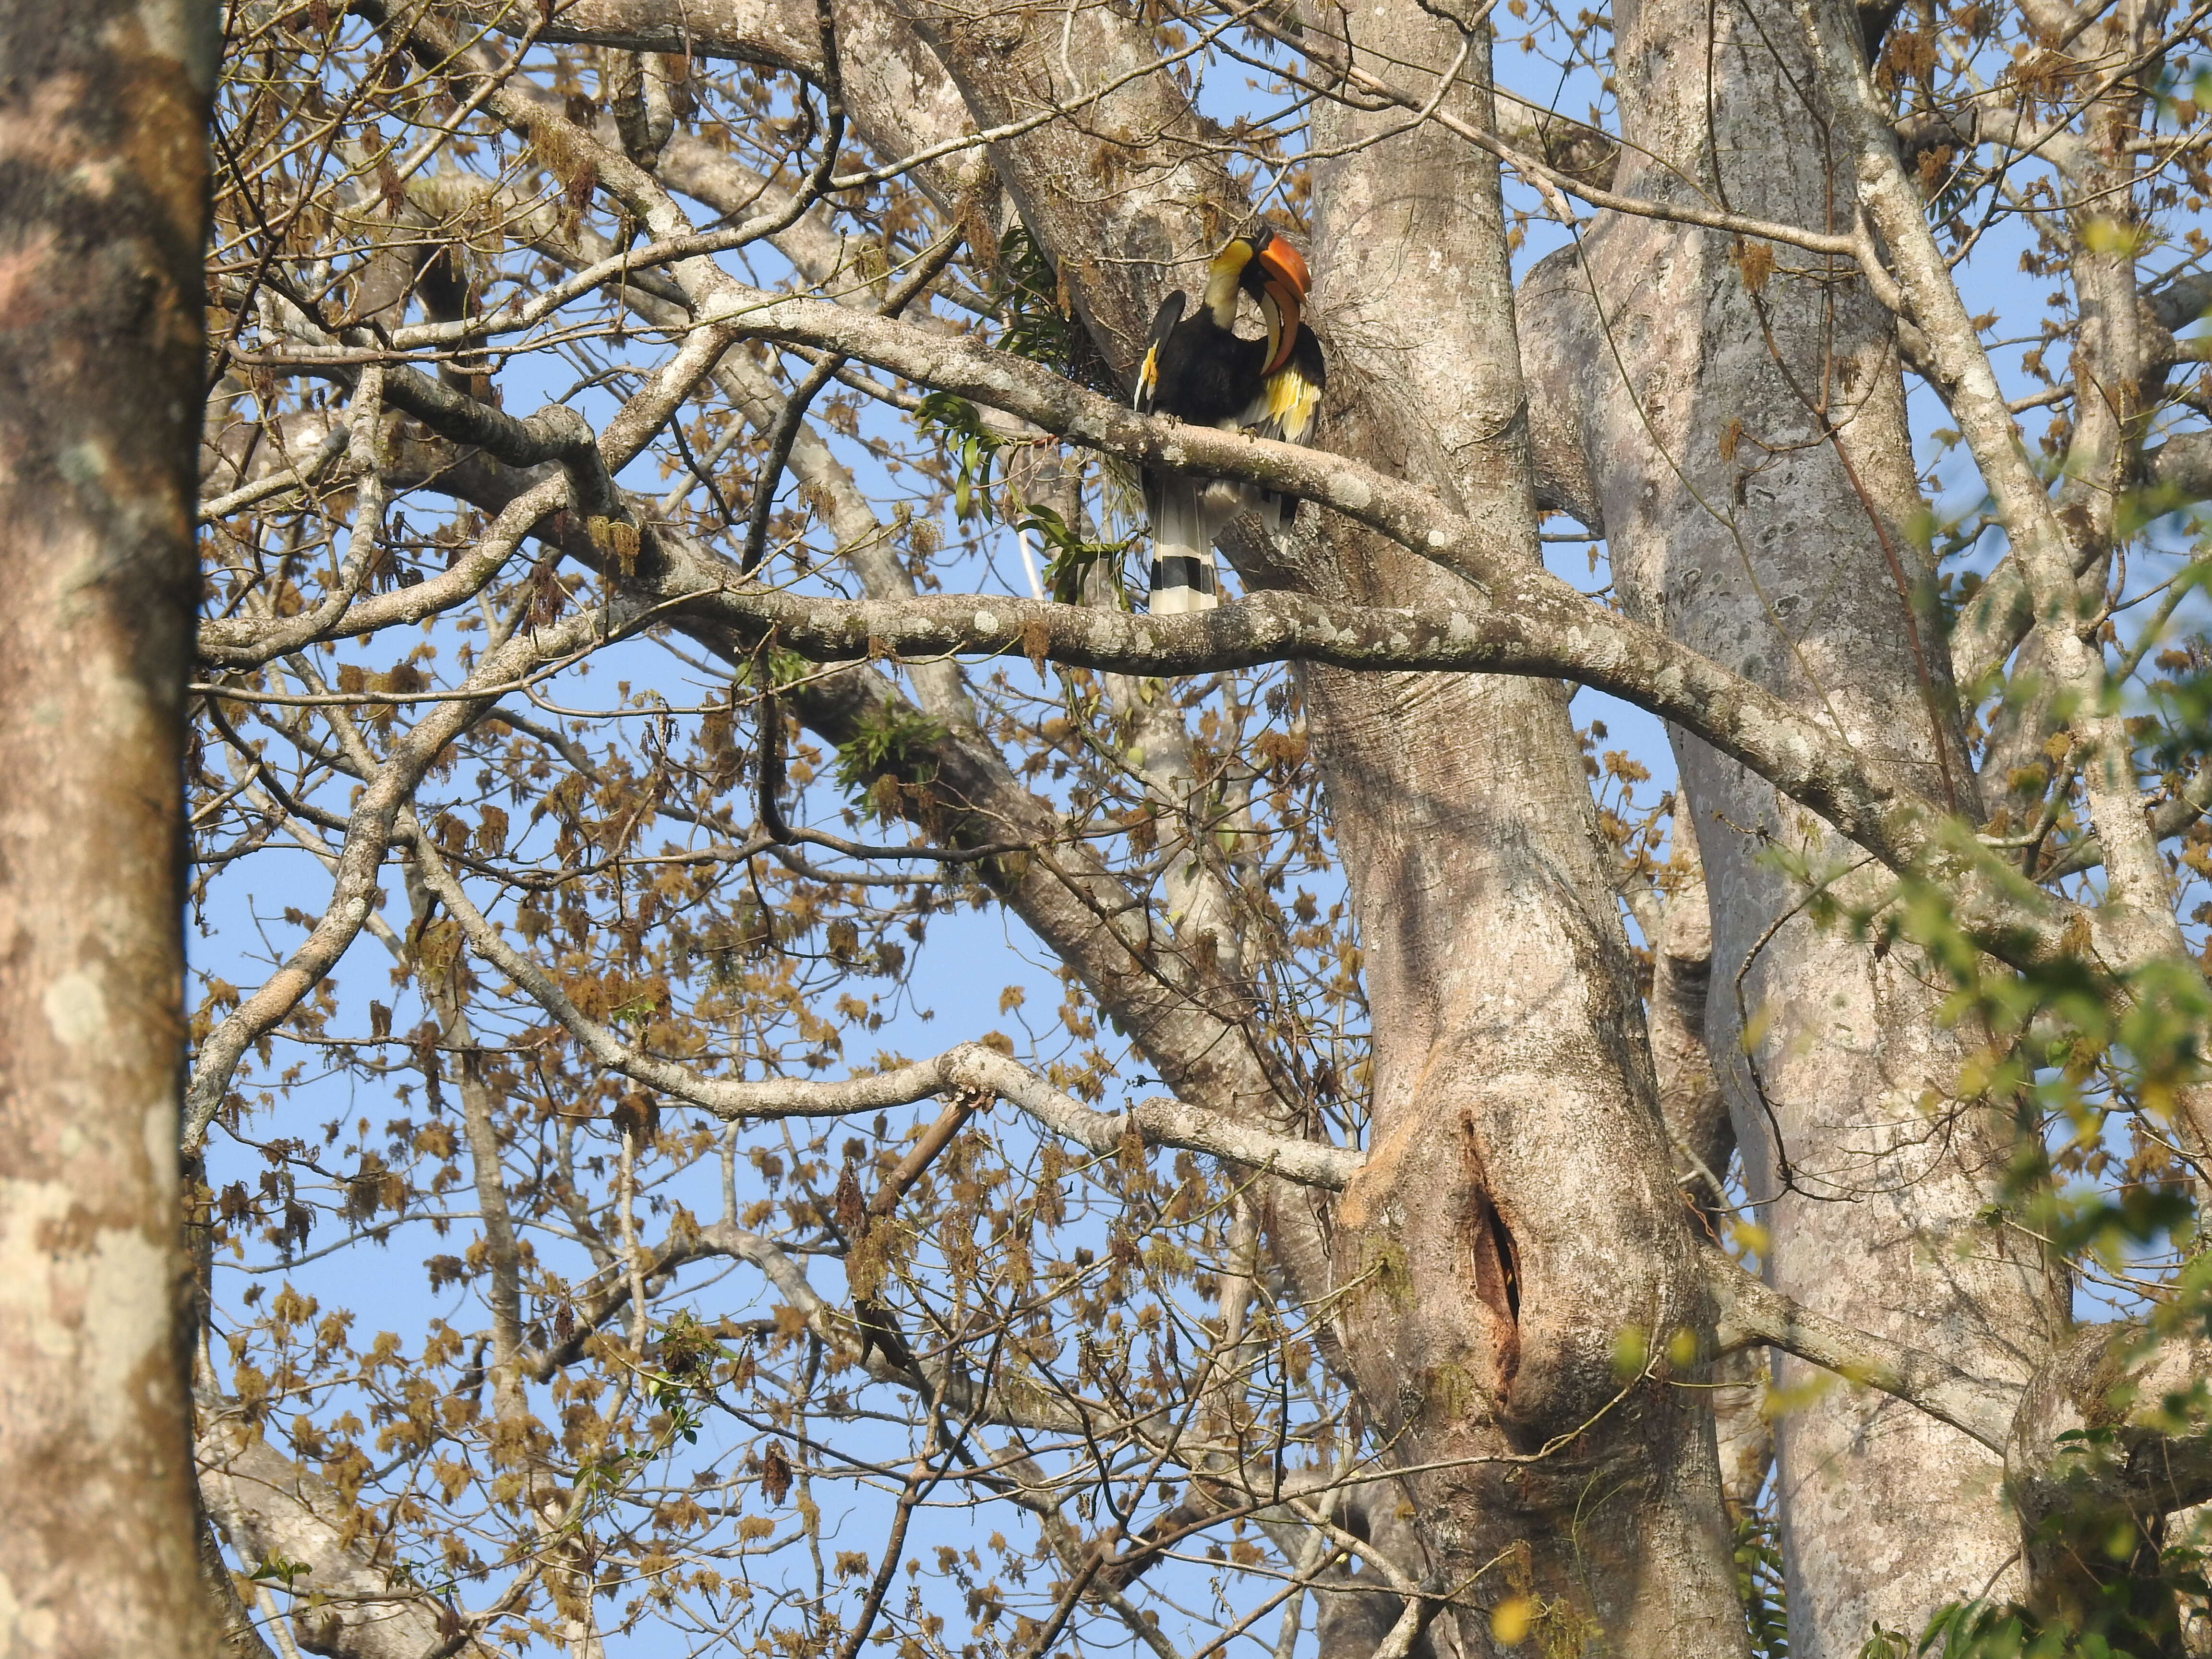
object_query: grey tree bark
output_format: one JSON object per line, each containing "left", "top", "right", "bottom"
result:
{"left": 1293, "top": 4, "right": 1749, "bottom": 1651}
{"left": 0, "top": 0, "right": 219, "bottom": 1648}
{"left": 1516, "top": 0, "right": 2071, "bottom": 1647}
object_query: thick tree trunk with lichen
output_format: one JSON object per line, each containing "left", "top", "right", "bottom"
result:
{"left": 0, "top": 0, "right": 217, "bottom": 1649}
{"left": 1273, "top": 7, "right": 1753, "bottom": 1652}
{"left": 1516, "top": 0, "right": 2070, "bottom": 1647}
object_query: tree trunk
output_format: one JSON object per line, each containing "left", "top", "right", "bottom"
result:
{"left": 1294, "top": 5, "right": 1751, "bottom": 1651}
{"left": 1517, "top": 0, "right": 2071, "bottom": 1647}
{"left": 0, "top": 0, "right": 218, "bottom": 1648}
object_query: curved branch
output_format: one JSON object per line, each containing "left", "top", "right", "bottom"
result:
{"left": 243, "top": 260, "right": 2093, "bottom": 968}
{"left": 180, "top": 598, "right": 637, "bottom": 1152}
{"left": 2143, "top": 429, "right": 2212, "bottom": 504}
{"left": 403, "top": 821, "right": 1365, "bottom": 1185}
{"left": 654, "top": 571, "right": 2074, "bottom": 973}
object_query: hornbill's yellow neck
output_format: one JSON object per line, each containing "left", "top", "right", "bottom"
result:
{"left": 1202, "top": 239, "right": 1255, "bottom": 329}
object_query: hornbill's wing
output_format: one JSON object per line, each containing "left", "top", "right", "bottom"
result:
{"left": 1133, "top": 292, "right": 1186, "bottom": 415}
{"left": 1241, "top": 327, "right": 1326, "bottom": 529}
{"left": 1246, "top": 328, "right": 1325, "bottom": 443}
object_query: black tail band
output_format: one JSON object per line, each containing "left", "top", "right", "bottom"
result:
{"left": 1149, "top": 556, "right": 1218, "bottom": 595}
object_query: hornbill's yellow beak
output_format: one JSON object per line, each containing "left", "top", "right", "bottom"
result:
{"left": 1250, "top": 233, "right": 1311, "bottom": 377}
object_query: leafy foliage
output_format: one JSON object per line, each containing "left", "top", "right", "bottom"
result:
{"left": 1016, "top": 503, "right": 1133, "bottom": 606}
{"left": 991, "top": 225, "right": 1126, "bottom": 397}
{"left": 913, "top": 391, "right": 1006, "bottom": 522}
{"left": 832, "top": 697, "right": 947, "bottom": 807}
{"left": 1736, "top": 1511, "right": 1791, "bottom": 1659}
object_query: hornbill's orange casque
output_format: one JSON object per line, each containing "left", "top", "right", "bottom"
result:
{"left": 1132, "top": 228, "right": 1326, "bottom": 614}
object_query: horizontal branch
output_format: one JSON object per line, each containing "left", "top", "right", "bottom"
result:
{"left": 237, "top": 257, "right": 2092, "bottom": 966}
{"left": 199, "top": 421, "right": 352, "bottom": 519}
{"left": 1234, "top": 4, "right": 1861, "bottom": 259}
{"left": 661, "top": 571, "right": 2076, "bottom": 967}
{"left": 2009, "top": 1321, "right": 2212, "bottom": 1519}
{"left": 2144, "top": 429, "right": 2212, "bottom": 505}
{"left": 198, "top": 469, "right": 568, "bottom": 669}
{"left": 218, "top": 59, "right": 2087, "bottom": 970}
{"left": 955, "top": 1046, "right": 1366, "bottom": 1189}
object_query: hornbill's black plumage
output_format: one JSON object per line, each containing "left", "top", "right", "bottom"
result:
{"left": 1132, "top": 228, "right": 1325, "bottom": 613}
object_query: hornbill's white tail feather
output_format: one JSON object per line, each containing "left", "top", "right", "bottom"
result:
{"left": 1144, "top": 470, "right": 1223, "bottom": 613}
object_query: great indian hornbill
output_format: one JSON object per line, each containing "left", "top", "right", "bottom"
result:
{"left": 1132, "top": 228, "right": 1326, "bottom": 614}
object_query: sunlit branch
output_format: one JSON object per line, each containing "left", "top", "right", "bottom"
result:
{"left": 220, "top": 242, "right": 2094, "bottom": 972}
{"left": 1232, "top": 1, "right": 1862, "bottom": 256}
{"left": 1704, "top": 1245, "right": 2015, "bottom": 1451}
{"left": 198, "top": 420, "right": 352, "bottom": 519}
{"left": 404, "top": 823, "right": 1366, "bottom": 1185}
{"left": 1801, "top": 0, "right": 2182, "bottom": 930}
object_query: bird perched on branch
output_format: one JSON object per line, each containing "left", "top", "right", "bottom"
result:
{"left": 1132, "top": 228, "right": 1326, "bottom": 614}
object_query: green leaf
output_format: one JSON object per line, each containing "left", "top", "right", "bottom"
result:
{"left": 833, "top": 699, "right": 948, "bottom": 812}
{"left": 1017, "top": 503, "right": 1132, "bottom": 606}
